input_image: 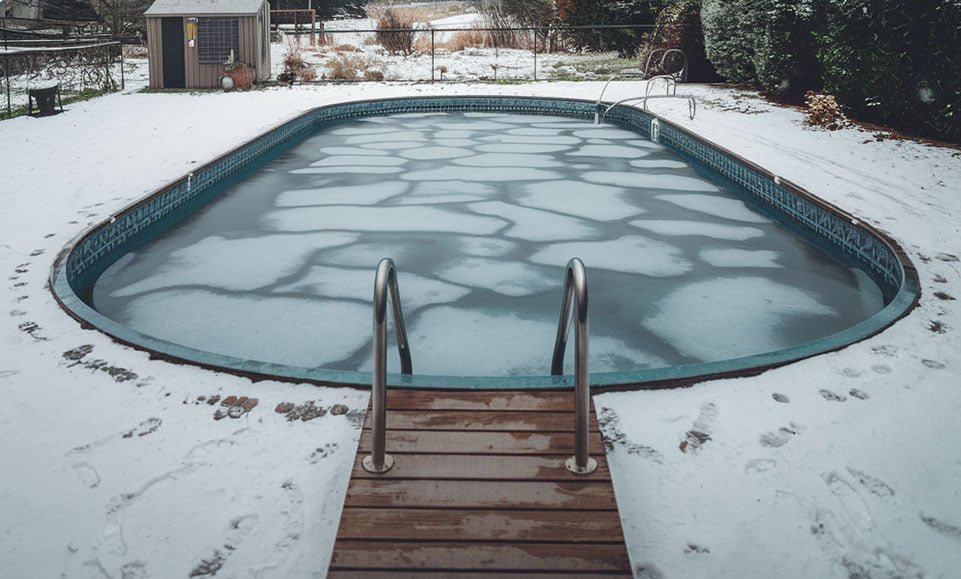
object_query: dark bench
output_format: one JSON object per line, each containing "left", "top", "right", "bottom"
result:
{"left": 28, "top": 84, "right": 63, "bottom": 117}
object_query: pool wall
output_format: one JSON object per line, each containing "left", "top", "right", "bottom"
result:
{"left": 50, "top": 96, "right": 920, "bottom": 390}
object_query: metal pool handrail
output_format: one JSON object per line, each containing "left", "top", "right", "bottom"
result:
{"left": 362, "top": 258, "right": 412, "bottom": 474}
{"left": 551, "top": 258, "right": 598, "bottom": 475}
{"left": 599, "top": 93, "right": 697, "bottom": 123}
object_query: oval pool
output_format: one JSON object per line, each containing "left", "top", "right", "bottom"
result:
{"left": 51, "top": 96, "right": 919, "bottom": 390}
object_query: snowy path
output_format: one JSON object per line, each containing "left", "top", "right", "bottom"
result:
{"left": 1, "top": 80, "right": 959, "bottom": 577}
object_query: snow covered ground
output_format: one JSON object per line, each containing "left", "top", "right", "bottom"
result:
{"left": 273, "top": 12, "right": 632, "bottom": 83}
{"left": 1, "top": 59, "right": 960, "bottom": 577}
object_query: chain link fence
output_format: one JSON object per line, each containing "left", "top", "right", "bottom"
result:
{"left": 277, "top": 23, "right": 654, "bottom": 83}
{"left": 2, "top": 41, "right": 124, "bottom": 118}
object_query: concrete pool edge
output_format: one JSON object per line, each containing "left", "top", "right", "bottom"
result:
{"left": 49, "top": 95, "right": 921, "bottom": 391}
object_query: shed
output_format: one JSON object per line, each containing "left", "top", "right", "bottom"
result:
{"left": 144, "top": 0, "right": 270, "bottom": 89}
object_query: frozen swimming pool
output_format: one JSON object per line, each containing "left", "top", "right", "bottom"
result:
{"left": 52, "top": 96, "right": 918, "bottom": 388}
{"left": 90, "top": 111, "right": 885, "bottom": 378}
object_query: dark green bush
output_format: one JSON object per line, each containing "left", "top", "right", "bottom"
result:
{"left": 702, "top": 0, "right": 820, "bottom": 100}
{"left": 557, "top": 0, "right": 662, "bottom": 56}
{"left": 701, "top": 0, "right": 755, "bottom": 83}
{"left": 751, "top": 1, "right": 821, "bottom": 101}
{"left": 817, "top": 0, "right": 961, "bottom": 142}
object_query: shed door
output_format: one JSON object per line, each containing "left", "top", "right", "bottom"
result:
{"left": 161, "top": 17, "right": 186, "bottom": 89}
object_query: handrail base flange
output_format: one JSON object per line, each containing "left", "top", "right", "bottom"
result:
{"left": 362, "top": 454, "right": 395, "bottom": 474}
{"left": 565, "top": 456, "right": 598, "bottom": 475}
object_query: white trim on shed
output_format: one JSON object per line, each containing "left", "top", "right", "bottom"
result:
{"left": 145, "top": 0, "right": 265, "bottom": 17}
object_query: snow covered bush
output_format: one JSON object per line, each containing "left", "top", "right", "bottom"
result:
{"left": 817, "top": 0, "right": 961, "bottom": 142}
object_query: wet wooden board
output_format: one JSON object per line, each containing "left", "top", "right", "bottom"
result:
{"left": 329, "top": 573, "right": 629, "bottom": 579}
{"left": 330, "top": 389, "right": 632, "bottom": 576}
{"left": 349, "top": 452, "right": 612, "bottom": 481}
{"left": 329, "top": 541, "right": 632, "bottom": 572}
{"left": 337, "top": 508, "right": 626, "bottom": 541}
{"left": 362, "top": 410, "right": 600, "bottom": 432}
{"left": 343, "top": 479, "right": 619, "bottom": 510}
{"left": 358, "top": 429, "right": 605, "bottom": 455}
{"left": 379, "top": 389, "right": 581, "bottom": 411}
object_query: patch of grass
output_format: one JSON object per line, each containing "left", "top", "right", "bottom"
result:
{"left": 550, "top": 54, "right": 644, "bottom": 78}
{"left": 0, "top": 104, "right": 30, "bottom": 121}
{"left": 1, "top": 87, "right": 118, "bottom": 121}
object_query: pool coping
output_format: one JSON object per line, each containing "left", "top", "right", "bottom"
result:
{"left": 49, "top": 95, "right": 921, "bottom": 391}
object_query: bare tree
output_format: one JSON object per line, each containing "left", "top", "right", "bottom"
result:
{"left": 90, "top": 0, "right": 151, "bottom": 40}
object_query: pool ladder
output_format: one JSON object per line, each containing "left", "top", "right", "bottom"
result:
{"left": 362, "top": 257, "right": 596, "bottom": 475}
{"left": 594, "top": 65, "right": 696, "bottom": 124}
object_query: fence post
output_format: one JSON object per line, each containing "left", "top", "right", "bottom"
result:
{"left": 3, "top": 55, "right": 10, "bottom": 116}
{"left": 103, "top": 45, "right": 110, "bottom": 92}
{"left": 431, "top": 28, "right": 435, "bottom": 83}
{"left": 532, "top": 28, "right": 536, "bottom": 81}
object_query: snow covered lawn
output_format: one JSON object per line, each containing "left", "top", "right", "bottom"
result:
{"left": 1, "top": 75, "right": 959, "bottom": 577}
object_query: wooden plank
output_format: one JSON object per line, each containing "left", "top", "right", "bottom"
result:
{"left": 329, "top": 541, "right": 631, "bottom": 572}
{"left": 336, "top": 508, "right": 626, "bottom": 541}
{"left": 358, "top": 429, "right": 605, "bottom": 455}
{"left": 350, "top": 453, "right": 610, "bottom": 481}
{"left": 343, "top": 479, "right": 619, "bottom": 510}
{"left": 385, "top": 389, "right": 586, "bottom": 412}
{"left": 329, "top": 572, "right": 630, "bottom": 579}
{"left": 332, "top": 389, "right": 629, "bottom": 576}
{"left": 363, "top": 410, "right": 600, "bottom": 432}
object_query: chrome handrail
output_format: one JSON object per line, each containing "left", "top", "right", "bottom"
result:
{"left": 643, "top": 47, "right": 666, "bottom": 78}
{"left": 599, "top": 93, "right": 697, "bottom": 123}
{"left": 362, "top": 258, "right": 412, "bottom": 474}
{"left": 550, "top": 258, "right": 597, "bottom": 475}
{"left": 593, "top": 67, "right": 643, "bottom": 124}
{"left": 659, "top": 48, "right": 689, "bottom": 82}
{"left": 645, "top": 73, "right": 677, "bottom": 98}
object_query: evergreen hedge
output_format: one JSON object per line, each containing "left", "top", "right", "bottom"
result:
{"left": 700, "top": 0, "right": 961, "bottom": 142}
{"left": 701, "top": 0, "right": 821, "bottom": 100}
{"left": 817, "top": 0, "right": 961, "bottom": 142}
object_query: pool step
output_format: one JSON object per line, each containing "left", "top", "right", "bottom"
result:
{"left": 328, "top": 389, "right": 632, "bottom": 577}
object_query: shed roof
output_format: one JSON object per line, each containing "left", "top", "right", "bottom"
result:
{"left": 144, "top": 0, "right": 265, "bottom": 17}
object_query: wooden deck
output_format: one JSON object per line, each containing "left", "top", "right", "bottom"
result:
{"left": 329, "top": 389, "right": 632, "bottom": 577}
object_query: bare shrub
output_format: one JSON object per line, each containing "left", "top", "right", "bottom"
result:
{"left": 327, "top": 53, "right": 382, "bottom": 81}
{"left": 279, "top": 48, "right": 316, "bottom": 83}
{"left": 376, "top": 7, "right": 417, "bottom": 56}
{"left": 804, "top": 91, "right": 848, "bottom": 130}
{"left": 328, "top": 53, "right": 362, "bottom": 79}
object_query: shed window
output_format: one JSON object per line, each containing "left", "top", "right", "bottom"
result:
{"left": 197, "top": 17, "right": 240, "bottom": 64}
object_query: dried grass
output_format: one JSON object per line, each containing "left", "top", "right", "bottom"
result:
{"left": 327, "top": 53, "right": 382, "bottom": 81}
